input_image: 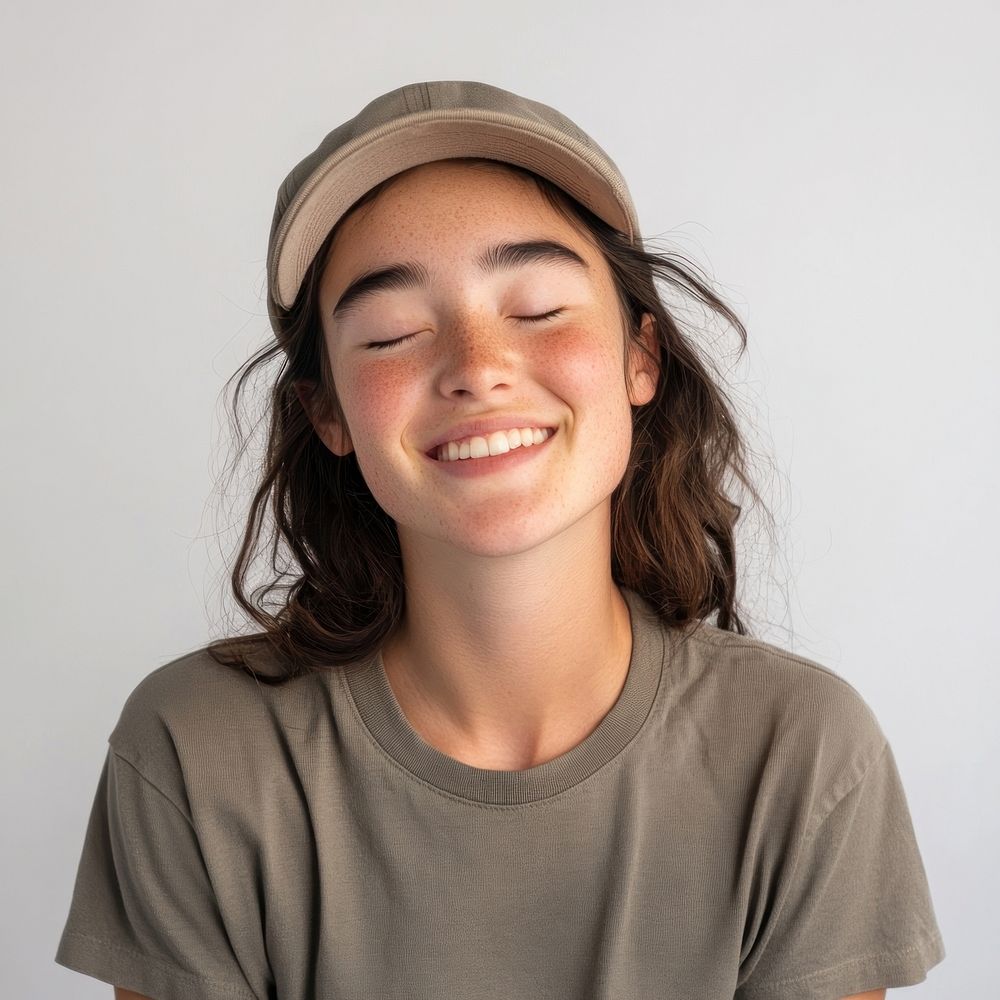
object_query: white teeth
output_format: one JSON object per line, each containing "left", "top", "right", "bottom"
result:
{"left": 437, "top": 427, "right": 552, "bottom": 462}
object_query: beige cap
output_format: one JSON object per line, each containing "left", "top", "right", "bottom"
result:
{"left": 266, "top": 80, "right": 641, "bottom": 328}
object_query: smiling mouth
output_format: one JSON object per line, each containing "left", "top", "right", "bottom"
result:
{"left": 426, "top": 428, "right": 557, "bottom": 462}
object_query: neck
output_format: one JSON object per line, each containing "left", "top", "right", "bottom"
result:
{"left": 381, "top": 507, "right": 633, "bottom": 770}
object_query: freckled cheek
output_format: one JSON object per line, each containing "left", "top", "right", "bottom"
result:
{"left": 558, "top": 341, "right": 633, "bottom": 473}
{"left": 542, "top": 332, "right": 627, "bottom": 416}
{"left": 338, "top": 364, "right": 419, "bottom": 451}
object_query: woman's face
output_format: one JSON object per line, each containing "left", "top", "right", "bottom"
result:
{"left": 312, "top": 160, "right": 657, "bottom": 559}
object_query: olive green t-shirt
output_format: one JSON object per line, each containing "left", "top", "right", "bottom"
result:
{"left": 55, "top": 587, "right": 944, "bottom": 999}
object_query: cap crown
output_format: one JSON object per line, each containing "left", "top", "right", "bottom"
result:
{"left": 266, "top": 80, "right": 640, "bottom": 328}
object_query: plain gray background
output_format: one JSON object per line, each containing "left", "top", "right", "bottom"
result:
{"left": 3, "top": 0, "right": 996, "bottom": 996}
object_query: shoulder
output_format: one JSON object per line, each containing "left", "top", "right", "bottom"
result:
{"left": 667, "top": 623, "right": 889, "bottom": 822}
{"left": 678, "top": 622, "right": 884, "bottom": 739}
{"left": 106, "top": 641, "right": 304, "bottom": 802}
{"left": 110, "top": 644, "right": 260, "bottom": 747}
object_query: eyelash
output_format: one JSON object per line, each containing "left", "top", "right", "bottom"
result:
{"left": 364, "top": 309, "right": 565, "bottom": 351}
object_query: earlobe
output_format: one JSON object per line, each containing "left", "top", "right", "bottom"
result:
{"left": 293, "top": 379, "right": 354, "bottom": 457}
{"left": 319, "top": 424, "right": 354, "bottom": 457}
{"left": 627, "top": 312, "right": 660, "bottom": 407}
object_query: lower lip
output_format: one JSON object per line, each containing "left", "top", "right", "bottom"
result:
{"left": 425, "top": 430, "right": 556, "bottom": 477}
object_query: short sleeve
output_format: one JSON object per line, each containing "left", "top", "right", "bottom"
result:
{"left": 54, "top": 747, "right": 258, "bottom": 1000}
{"left": 735, "top": 739, "right": 945, "bottom": 999}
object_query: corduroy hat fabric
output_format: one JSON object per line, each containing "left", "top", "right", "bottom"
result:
{"left": 265, "top": 80, "right": 641, "bottom": 335}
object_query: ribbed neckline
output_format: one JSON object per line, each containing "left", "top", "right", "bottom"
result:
{"left": 342, "top": 586, "right": 668, "bottom": 804}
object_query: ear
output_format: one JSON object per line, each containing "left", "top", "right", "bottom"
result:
{"left": 626, "top": 312, "right": 660, "bottom": 408}
{"left": 293, "top": 379, "right": 354, "bottom": 457}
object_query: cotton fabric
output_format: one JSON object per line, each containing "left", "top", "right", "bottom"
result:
{"left": 55, "top": 587, "right": 945, "bottom": 998}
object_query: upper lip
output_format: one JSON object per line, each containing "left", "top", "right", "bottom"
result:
{"left": 423, "top": 417, "right": 557, "bottom": 456}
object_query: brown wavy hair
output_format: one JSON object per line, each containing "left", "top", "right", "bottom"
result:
{"left": 205, "top": 157, "right": 776, "bottom": 685}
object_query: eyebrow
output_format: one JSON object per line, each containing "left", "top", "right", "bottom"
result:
{"left": 329, "top": 239, "right": 590, "bottom": 322}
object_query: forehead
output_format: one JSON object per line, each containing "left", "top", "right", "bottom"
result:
{"left": 321, "top": 160, "right": 595, "bottom": 281}
{"left": 349, "top": 159, "right": 553, "bottom": 225}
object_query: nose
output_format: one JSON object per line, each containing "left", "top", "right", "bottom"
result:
{"left": 435, "top": 321, "right": 520, "bottom": 399}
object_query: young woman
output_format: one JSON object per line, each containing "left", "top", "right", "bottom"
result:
{"left": 56, "top": 80, "right": 945, "bottom": 1000}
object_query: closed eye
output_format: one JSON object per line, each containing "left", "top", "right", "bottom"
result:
{"left": 518, "top": 308, "right": 565, "bottom": 324}
{"left": 364, "top": 309, "right": 565, "bottom": 351}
